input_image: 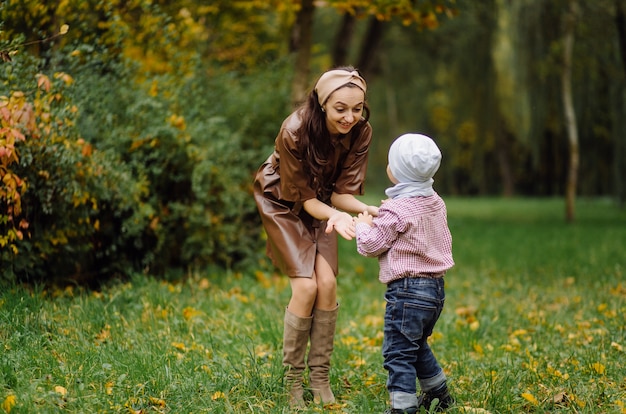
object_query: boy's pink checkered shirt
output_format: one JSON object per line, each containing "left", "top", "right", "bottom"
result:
{"left": 355, "top": 193, "right": 454, "bottom": 284}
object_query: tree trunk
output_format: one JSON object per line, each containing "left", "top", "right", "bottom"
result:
{"left": 290, "top": 0, "right": 316, "bottom": 107}
{"left": 562, "top": 0, "right": 579, "bottom": 223}
{"left": 615, "top": 0, "right": 626, "bottom": 208}
{"left": 332, "top": 13, "right": 357, "bottom": 67}
{"left": 356, "top": 16, "right": 387, "bottom": 79}
{"left": 495, "top": 117, "right": 515, "bottom": 197}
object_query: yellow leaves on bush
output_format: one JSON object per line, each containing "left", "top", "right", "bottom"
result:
{"left": 36, "top": 74, "right": 52, "bottom": 92}
{"left": 168, "top": 114, "right": 186, "bottom": 131}
{"left": 1, "top": 90, "right": 34, "bottom": 253}
{"left": 54, "top": 72, "right": 74, "bottom": 86}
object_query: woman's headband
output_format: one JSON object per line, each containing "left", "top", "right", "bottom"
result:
{"left": 314, "top": 69, "right": 367, "bottom": 106}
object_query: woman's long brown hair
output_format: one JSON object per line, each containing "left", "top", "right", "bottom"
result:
{"left": 295, "top": 66, "right": 370, "bottom": 196}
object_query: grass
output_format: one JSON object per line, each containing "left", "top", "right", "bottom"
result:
{"left": 1, "top": 197, "right": 625, "bottom": 413}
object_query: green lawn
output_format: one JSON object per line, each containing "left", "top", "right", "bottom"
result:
{"left": 1, "top": 198, "right": 625, "bottom": 413}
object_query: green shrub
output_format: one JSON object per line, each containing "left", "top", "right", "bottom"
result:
{"left": 1, "top": 46, "right": 291, "bottom": 283}
{"left": 68, "top": 60, "right": 291, "bottom": 276}
{"left": 0, "top": 71, "right": 150, "bottom": 282}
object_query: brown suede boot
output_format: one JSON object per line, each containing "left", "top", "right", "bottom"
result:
{"left": 283, "top": 308, "right": 312, "bottom": 408}
{"left": 307, "top": 304, "right": 339, "bottom": 404}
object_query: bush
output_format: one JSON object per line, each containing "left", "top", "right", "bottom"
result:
{"left": 68, "top": 58, "right": 292, "bottom": 277}
{"left": 1, "top": 72, "right": 150, "bottom": 282}
{"left": 1, "top": 47, "right": 292, "bottom": 284}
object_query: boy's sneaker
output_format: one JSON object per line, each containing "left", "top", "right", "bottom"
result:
{"left": 383, "top": 408, "right": 418, "bottom": 414}
{"left": 417, "top": 385, "right": 454, "bottom": 412}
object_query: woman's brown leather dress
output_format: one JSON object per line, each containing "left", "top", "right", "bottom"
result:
{"left": 253, "top": 111, "right": 372, "bottom": 278}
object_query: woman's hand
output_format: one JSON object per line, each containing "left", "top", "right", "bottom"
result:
{"left": 325, "top": 211, "right": 356, "bottom": 240}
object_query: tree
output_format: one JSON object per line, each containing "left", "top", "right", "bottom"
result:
{"left": 614, "top": 0, "right": 626, "bottom": 208}
{"left": 290, "top": 0, "right": 316, "bottom": 106}
{"left": 288, "top": 0, "right": 457, "bottom": 104}
{"left": 562, "top": 0, "right": 579, "bottom": 222}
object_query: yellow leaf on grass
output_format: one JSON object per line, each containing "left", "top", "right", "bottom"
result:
{"left": 2, "top": 394, "right": 16, "bottom": 412}
{"left": 55, "top": 385, "right": 67, "bottom": 396}
{"left": 182, "top": 307, "right": 202, "bottom": 320}
{"left": 553, "top": 391, "right": 570, "bottom": 405}
{"left": 149, "top": 396, "right": 166, "bottom": 408}
{"left": 95, "top": 324, "right": 111, "bottom": 345}
{"left": 521, "top": 392, "right": 538, "bottom": 405}
{"left": 341, "top": 336, "right": 358, "bottom": 346}
{"left": 211, "top": 391, "right": 225, "bottom": 400}
{"left": 473, "top": 343, "right": 484, "bottom": 355}
{"left": 592, "top": 362, "right": 606, "bottom": 374}
{"left": 198, "top": 278, "right": 210, "bottom": 290}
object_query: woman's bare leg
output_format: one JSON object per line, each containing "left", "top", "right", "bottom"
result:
{"left": 313, "top": 254, "right": 337, "bottom": 310}
{"left": 287, "top": 274, "right": 318, "bottom": 317}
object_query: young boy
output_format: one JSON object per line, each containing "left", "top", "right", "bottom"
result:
{"left": 354, "top": 133, "right": 455, "bottom": 413}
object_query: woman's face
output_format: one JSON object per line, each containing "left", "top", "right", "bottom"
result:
{"left": 323, "top": 86, "right": 365, "bottom": 136}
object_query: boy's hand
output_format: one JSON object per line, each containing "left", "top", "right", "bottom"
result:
{"left": 354, "top": 211, "right": 373, "bottom": 226}
{"left": 366, "top": 205, "right": 379, "bottom": 217}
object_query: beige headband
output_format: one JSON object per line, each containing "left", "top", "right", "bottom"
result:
{"left": 314, "top": 69, "right": 367, "bottom": 106}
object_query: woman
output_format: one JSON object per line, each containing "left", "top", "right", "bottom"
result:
{"left": 253, "top": 67, "right": 379, "bottom": 407}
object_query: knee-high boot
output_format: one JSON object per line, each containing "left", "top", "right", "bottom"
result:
{"left": 307, "top": 304, "right": 339, "bottom": 404}
{"left": 283, "top": 308, "right": 312, "bottom": 407}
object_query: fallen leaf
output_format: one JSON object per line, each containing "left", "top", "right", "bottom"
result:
{"left": 521, "top": 392, "right": 538, "bottom": 405}
{"left": 2, "top": 395, "right": 17, "bottom": 413}
{"left": 553, "top": 391, "right": 570, "bottom": 406}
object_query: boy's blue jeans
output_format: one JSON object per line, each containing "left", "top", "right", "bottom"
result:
{"left": 383, "top": 277, "right": 447, "bottom": 410}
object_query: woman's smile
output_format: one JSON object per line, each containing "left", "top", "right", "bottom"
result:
{"left": 324, "top": 87, "right": 365, "bottom": 136}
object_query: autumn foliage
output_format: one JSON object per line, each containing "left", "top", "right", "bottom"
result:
{"left": 0, "top": 92, "right": 31, "bottom": 254}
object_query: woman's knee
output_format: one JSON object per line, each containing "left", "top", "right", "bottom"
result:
{"left": 291, "top": 276, "right": 318, "bottom": 299}
{"left": 315, "top": 274, "right": 337, "bottom": 294}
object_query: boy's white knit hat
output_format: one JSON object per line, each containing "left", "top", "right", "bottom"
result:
{"left": 388, "top": 133, "right": 441, "bottom": 183}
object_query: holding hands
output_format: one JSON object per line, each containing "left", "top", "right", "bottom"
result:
{"left": 326, "top": 211, "right": 356, "bottom": 240}
{"left": 325, "top": 204, "right": 379, "bottom": 240}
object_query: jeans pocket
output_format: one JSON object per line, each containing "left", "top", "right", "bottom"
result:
{"left": 401, "top": 301, "right": 438, "bottom": 343}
